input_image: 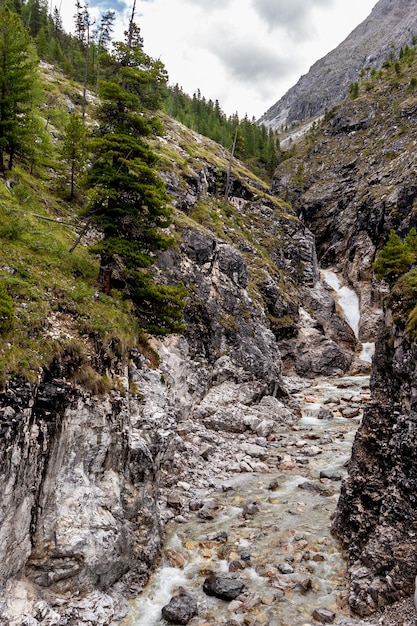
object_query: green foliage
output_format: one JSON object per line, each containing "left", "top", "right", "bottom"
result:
{"left": 373, "top": 229, "right": 415, "bottom": 280}
{"left": 85, "top": 28, "right": 186, "bottom": 336}
{"left": 60, "top": 113, "right": 87, "bottom": 199}
{"left": 0, "top": 8, "right": 41, "bottom": 171}
{"left": 163, "top": 85, "right": 281, "bottom": 181}
{"left": 0, "top": 281, "right": 14, "bottom": 336}
{"left": 375, "top": 229, "right": 417, "bottom": 338}
{"left": 349, "top": 82, "right": 360, "bottom": 99}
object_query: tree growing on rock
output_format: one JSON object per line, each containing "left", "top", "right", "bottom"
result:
{"left": 85, "top": 23, "right": 186, "bottom": 335}
{"left": 373, "top": 229, "right": 415, "bottom": 281}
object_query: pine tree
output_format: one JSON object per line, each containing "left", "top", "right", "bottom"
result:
{"left": 61, "top": 113, "right": 87, "bottom": 200}
{"left": 85, "top": 28, "right": 185, "bottom": 335}
{"left": 373, "top": 230, "right": 415, "bottom": 280}
{"left": 0, "top": 7, "right": 40, "bottom": 171}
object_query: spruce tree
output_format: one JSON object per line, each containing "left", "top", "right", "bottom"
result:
{"left": 373, "top": 229, "right": 415, "bottom": 280}
{"left": 61, "top": 113, "right": 87, "bottom": 200}
{"left": 85, "top": 27, "right": 185, "bottom": 335}
{"left": 0, "top": 7, "right": 40, "bottom": 172}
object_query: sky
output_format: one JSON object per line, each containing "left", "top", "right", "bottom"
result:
{"left": 58, "top": 0, "right": 378, "bottom": 120}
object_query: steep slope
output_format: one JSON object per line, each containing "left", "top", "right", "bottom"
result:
{"left": 271, "top": 39, "right": 417, "bottom": 617}
{"left": 272, "top": 45, "right": 417, "bottom": 343}
{"left": 0, "top": 64, "right": 362, "bottom": 623}
{"left": 260, "top": 0, "right": 417, "bottom": 130}
{"left": 332, "top": 307, "right": 417, "bottom": 617}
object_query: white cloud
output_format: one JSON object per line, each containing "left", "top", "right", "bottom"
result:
{"left": 58, "top": 0, "right": 378, "bottom": 119}
{"left": 251, "top": 0, "right": 334, "bottom": 37}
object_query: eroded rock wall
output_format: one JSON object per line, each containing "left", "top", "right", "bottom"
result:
{"left": 0, "top": 357, "right": 175, "bottom": 623}
{"left": 332, "top": 313, "right": 417, "bottom": 616}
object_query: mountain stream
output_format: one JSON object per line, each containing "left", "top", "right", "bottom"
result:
{"left": 121, "top": 272, "right": 372, "bottom": 626}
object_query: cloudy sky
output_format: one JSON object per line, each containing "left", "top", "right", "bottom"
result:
{"left": 59, "top": 0, "right": 378, "bottom": 120}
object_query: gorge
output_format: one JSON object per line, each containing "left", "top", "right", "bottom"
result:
{"left": 3, "top": 1, "right": 417, "bottom": 625}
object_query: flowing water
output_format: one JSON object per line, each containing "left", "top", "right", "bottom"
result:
{"left": 121, "top": 375, "right": 370, "bottom": 626}
{"left": 120, "top": 268, "right": 372, "bottom": 625}
{"left": 321, "top": 269, "right": 375, "bottom": 363}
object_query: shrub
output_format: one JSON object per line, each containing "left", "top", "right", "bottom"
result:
{"left": 373, "top": 229, "right": 415, "bottom": 280}
{"left": 0, "top": 281, "right": 14, "bottom": 335}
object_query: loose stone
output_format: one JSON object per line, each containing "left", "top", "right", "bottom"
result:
{"left": 312, "top": 607, "right": 336, "bottom": 623}
{"left": 161, "top": 590, "right": 198, "bottom": 625}
{"left": 203, "top": 575, "right": 246, "bottom": 600}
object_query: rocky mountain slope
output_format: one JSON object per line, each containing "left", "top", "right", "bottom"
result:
{"left": 332, "top": 311, "right": 417, "bottom": 617}
{"left": 259, "top": 0, "right": 417, "bottom": 130}
{"left": 0, "top": 64, "right": 364, "bottom": 623}
{"left": 272, "top": 40, "right": 417, "bottom": 617}
{"left": 272, "top": 44, "right": 417, "bottom": 344}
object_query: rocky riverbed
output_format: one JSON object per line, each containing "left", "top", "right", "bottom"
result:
{"left": 119, "top": 374, "right": 404, "bottom": 626}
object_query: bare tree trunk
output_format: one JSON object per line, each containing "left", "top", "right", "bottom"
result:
{"left": 126, "top": 0, "right": 137, "bottom": 50}
{"left": 224, "top": 127, "right": 238, "bottom": 202}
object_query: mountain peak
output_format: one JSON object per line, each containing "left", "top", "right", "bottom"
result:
{"left": 259, "top": 0, "right": 417, "bottom": 130}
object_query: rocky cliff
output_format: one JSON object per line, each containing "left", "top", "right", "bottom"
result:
{"left": 270, "top": 39, "right": 417, "bottom": 618}
{"left": 0, "top": 108, "right": 363, "bottom": 624}
{"left": 259, "top": 0, "right": 417, "bottom": 130}
{"left": 332, "top": 309, "right": 417, "bottom": 617}
{"left": 272, "top": 45, "right": 417, "bottom": 343}
{"left": 0, "top": 356, "right": 173, "bottom": 624}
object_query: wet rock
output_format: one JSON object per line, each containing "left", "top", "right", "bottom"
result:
{"left": 161, "top": 590, "right": 198, "bottom": 624}
{"left": 197, "top": 498, "right": 219, "bottom": 520}
{"left": 164, "top": 549, "right": 186, "bottom": 568}
{"left": 341, "top": 407, "right": 361, "bottom": 419}
{"left": 312, "top": 607, "right": 336, "bottom": 623}
{"left": 203, "top": 575, "right": 245, "bottom": 600}
{"left": 268, "top": 478, "right": 279, "bottom": 490}
{"left": 318, "top": 407, "right": 333, "bottom": 420}
{"left": 189, "top": 499, "right": 204, "bottom": 511}
{"left": 298, "top": 481, "right": 327, "bottom": 493}
{"left": 207, "top": 530, "right": 228, "bottom": 543}
{"left": 242, "top": 501, "right": 259, "bottom": 519}
{"left": 278, "top": 563, "right": 294, "bottom": 574}
{"left": 229, "top": 559, "right": 246, "bottom": 572}
{"left": 320, "top": 469, "right": 342, "bottom": 481}
{"left": 303, "top": 445, "right": 322, "bottom": 457}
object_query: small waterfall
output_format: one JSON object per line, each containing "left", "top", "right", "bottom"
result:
{"left": 320, "top": 269, "right": 375, "bottom": 363}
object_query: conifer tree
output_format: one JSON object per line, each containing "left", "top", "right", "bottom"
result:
{"left": 373, "top": 229, "right": 415, "bottom": 280}
{"left": 0, "top": 7, "right": 40, "bottom": 171}
{"left": 85, "top": 26, "right": 185, "bottom": 335}
{"left": 61, "top": 113, "right": 87, "bottom": 200}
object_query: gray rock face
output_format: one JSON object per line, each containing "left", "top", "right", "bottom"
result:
{"left": 0, "top": 121, "right": 364, "bottom": 624}
{"left": 332, "top": 320, "right": 417, "bottom": 616}
{"left": 0, "top": 357, "right": 175, "bottom": 622}
{"left": 202, "top": 575, "right": 245, "bottom": 600}
{"left": 260, "top": 0, "right": 417, "bottom": 128}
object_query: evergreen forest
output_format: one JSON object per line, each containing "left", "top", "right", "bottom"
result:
{"left": 0, "top": 0, "right": 284, "bottom": 385}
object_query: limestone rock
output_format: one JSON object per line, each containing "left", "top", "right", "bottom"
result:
{"left": 161, "top": 590, "right": 198, "bottom": 625}
{"left": 332, "top": 321, "right": 417, "bottom": 615}
{"left": 202, "top": 575, "right": 245, "bottom": 600}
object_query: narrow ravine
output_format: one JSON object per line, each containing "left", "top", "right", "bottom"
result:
{"left": 119, "top": 270, "right": 373, "bottom": 625}
{"left": 120, "top": 374, "right": 369, "bottom": 626}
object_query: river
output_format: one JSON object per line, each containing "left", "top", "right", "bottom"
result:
{"left": 120, "top": 374, "right": 370, "bottom": 626}
{"left": 120, "top": 270, "right": 371, "bottom": 625}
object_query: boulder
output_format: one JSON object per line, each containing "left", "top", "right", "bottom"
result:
{"left": 161, "top": 591, "right": 198, "bottom": 625}
{"left": 202, "top": 575, "right": 245, "bottom": 600}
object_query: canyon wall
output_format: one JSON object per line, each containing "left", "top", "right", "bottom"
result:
{"left": 332, "top": 310, "right": 417, "bottom": 616}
